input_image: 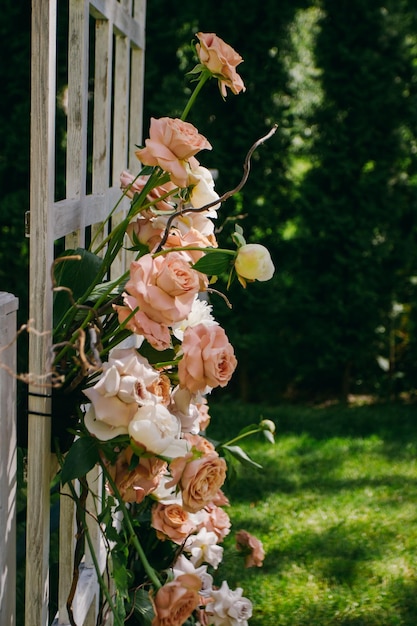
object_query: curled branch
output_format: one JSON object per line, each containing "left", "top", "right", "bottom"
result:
{"left": 156, "top": 125, "right": 277, "bottom": 251}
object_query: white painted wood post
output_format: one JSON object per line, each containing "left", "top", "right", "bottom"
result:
{"left": 0, "top": 292, "right": 19, "bottom": 626}
{"left": 26, "top": 1, "right": 56, "bottom": 625}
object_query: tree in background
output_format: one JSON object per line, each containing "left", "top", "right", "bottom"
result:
{"left": 144, "top": 0, "right": 417, "bottom": 401}
{"left": 281, "top": 0, "right": 417, "bottom": 399}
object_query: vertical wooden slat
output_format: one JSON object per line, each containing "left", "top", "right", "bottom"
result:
{"left": 91, "top": 17, "right": 113, "bottom": 251}
{"left": 110, "top": 32, "right": 130, "bottom": 278}
{"left": 0, "top": 292, "right": 18, "bottom": 626}
{"left": 26, "top": 1, "right": 57, "bottom": 625}
{"left": 65, "top": 0, "right": 90, "bottom": 249}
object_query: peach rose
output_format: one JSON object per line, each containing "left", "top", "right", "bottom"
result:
{"left": 125, "top": 253, "right": 200, "bottom": 326}
{"left": 164, "top": 227, "right": 217, "bottom": 265}
{"left": 126, "top": 217, "right": 165, "bottom": 252}
{"left": 136, "top": 117, "right": 212, "bottom": 188}
{"left": 152, "top": 573, "right": 201, "bottom": 626}
{"left": 114, "top": 294, "right": 171, "bottom": 351}
{"left": 235, "top": 529, "right": 265, "bottom": 568}
{"left": 196, "top": 503, "right": 231, "bottom": 541}
{"left": 195, "top": 32, "right": 246, "bottom": 97}
{"left": 178, "top": 323, "right": 237, "bottom": 393}
{"left": 120, "top": 171, "right": 177, "bottom": 212}
{"left": 168, "top": 452, "right": 227, "bottom": 513}
{"left": 151, "top": 502, "right": 197, "bottom": 544}
{"left": 107, "top": 447, "right": 167, "bottom": 504}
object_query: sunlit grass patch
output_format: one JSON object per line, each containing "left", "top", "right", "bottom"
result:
{"left": 210, "top": 401, "right": 417, "bottom": 625}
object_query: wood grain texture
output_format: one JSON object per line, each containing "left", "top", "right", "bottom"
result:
{"left": 28, "top": 1, "right": 146, "bottom": 623}
{"left": 0, "top": 293, "right": 18, "bottom": 626}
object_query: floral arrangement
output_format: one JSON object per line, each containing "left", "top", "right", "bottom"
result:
{"left": 53, "top": 32, "right": 276, "bottom": 626}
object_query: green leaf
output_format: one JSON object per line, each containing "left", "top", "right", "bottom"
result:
{"left": 131, "top": 588, "right": 155, "bottom": 626}
{"left": 53, "top": 247, "right": 103, "bottom": 328}
{"left": 192, "top": 251, "right": 234, "bottom": 276}
{"left": 222, "top": 444, "right": 263, "bottom": 470}
{"left": 60, "top": 437, "right": 99, "bottom": 485}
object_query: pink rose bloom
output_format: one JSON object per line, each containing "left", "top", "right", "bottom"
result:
{"left": 126, "top": 217, "right": 165, "bottom": 252}
{"left": 135, "top": 117, "right": 212, "bottom": 188}
{"left": 114, "top": 294, "right": 171, "bottom": 351}
{"left": 125, "top": 253, "right": 200, "bottom": 326}
{"left": 195, "top": 32, "right": 246, "bottom": 97}
{"left": 235, "top": 529, "right": 265, "bottom": 568}
{"left": 164, "top": 227, "right": 216, "bottom": 266}
{"left": 151, "top": 502, "right": 197, "bottom": 544}
{"left": 178, "top": 323, "right": 237, "bottom": 393}
{"left": 107, "top": 447, "right": 167, "bottom": 504}
{"left": 167, "top": 451, "right": 227, "bottom": 514}
{"left": 195, "top": 503, "right": 231, "bottom": 541}
{"left": 120, "top": 171, "right": 177, "bottom": 212}
{"left": 151, "top": 573, "right": 201, "bottom": 626}
{"left": 196, "top": 398, "right": 211, "bottom": 431}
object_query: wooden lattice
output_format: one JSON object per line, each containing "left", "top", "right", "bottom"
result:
{"left": 27, "top": 1, "right": 146, "bottom": 624}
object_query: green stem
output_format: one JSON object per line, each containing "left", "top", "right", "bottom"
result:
{"left": 181, "top": 72, "right": 211, "bottom": 121}
{"left": 152, "top": 246, "right": 236, "bottom": 258}
{"left": 219, "top": 428, "right": 262, "bottom": 449}
{"left": 100, "top": 461, "right": 162, "bottom": 590}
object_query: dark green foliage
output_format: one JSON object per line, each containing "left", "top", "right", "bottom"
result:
{"left": 0, "top": 1, "right": 31, "bottom": 325}
{"left": 3, "top": 1, "right": 417, "bottom": 403}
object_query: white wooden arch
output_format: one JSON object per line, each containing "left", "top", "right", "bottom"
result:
{"left": 27, "top": 1, "right": 146, "bottom": 624}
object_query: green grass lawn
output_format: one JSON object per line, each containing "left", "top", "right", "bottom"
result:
{"left": 208, "top": 400, "right": 417, "bottom": 626}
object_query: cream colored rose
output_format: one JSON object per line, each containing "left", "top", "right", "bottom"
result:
{"left": 151, "top": 502, "right": 197, "bottom": 544}
{"left": 128, "top": 403, "right": 187, "bottom": 458}
{"left": 151, "top": 573, "right": 201, "bottom": 626}
{"left": 234, "top": 243, "right": 275, "bottom": 281}
{"left": 195, "top": 32, "right": 246, "bottom": 97}
{"left": 82, "top": 348, "right": 160, "bottom": 437}
{"left": 187, "top": 164, "right": 220, "bottom": 210}
{"left": 178, "top": 323, "right": 237, "bottom": 394}
{"left": 135, "top": 117, "right": 212, "bottom": 188}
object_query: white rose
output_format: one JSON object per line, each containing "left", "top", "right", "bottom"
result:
{"left": 188, "top": 165, "right": 220, "bottom": 211}
{"left": 234, "top": 243, "right": 275, "bottom": 281}
{"left": 173, "top": 554, "right": 213, "bottom": 598}
{"left": 206, "top": 580, "right": 253, "bottom": 626}
{"left": 184, "top": 527, "right": 223, "bottom": 569}
{"left": 128, "top": 403, "right": 188, "bottom": 458}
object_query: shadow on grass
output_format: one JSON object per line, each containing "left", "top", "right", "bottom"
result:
{"left": 210, "top": 400, "right": 417, "bottom": 444}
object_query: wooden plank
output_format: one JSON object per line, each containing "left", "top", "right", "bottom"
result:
{"left": 65, "top": 0, "right": 90, "bottom": 250}
{"left": 110, "top": 31, "right": 130, "bottom": 278}
{"left": 91, "top": 17, "right": 113, "bottom": 252}
{"left": 52, "top": 188, "right": 128, "bottom": 240}
{"left": 26, "top": 1, "right": 57, "bottom": 624}
{"left": 0, "top": 292, "right": 18, "bottom": 626}
{"left": 89, "top": 0, "right": 144, "bottom": 48}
